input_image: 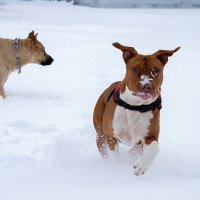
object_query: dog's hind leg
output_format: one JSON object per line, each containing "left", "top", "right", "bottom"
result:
{"left": 93, "top": 94, "right": 109, "bottom": 157}
{"left": 93, "top": 82, "right": 120, "bottom": 157}
{"left": 105, "top": 135, "right": 119, "bottom": 152}
{"left": 96, "top": 131, "right": 108, "bottom": 157}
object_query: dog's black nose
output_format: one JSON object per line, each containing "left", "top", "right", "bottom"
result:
{"left": 140, "top": 83, "right": 153, "bottom": 94}
{"left": 47, "top": 56, "right": 54, "bottom": 65}
{"left": 41, "top": 55, "right": 54, "bottom": 66}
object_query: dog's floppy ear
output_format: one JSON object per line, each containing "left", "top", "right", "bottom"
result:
{"left": 153, "top": 47, "right": 181, "bottom": 65}
{"left": 113, "top": 42, "right": 138, "bottom": 63}
{"left": 28, "top": 31, "right": 38, "bottom": 41}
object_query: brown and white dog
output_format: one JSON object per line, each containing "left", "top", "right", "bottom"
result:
{"left": 0, "top": 31, "right": 54, "bottom": 98}
{"left": 93, "top": 42, "right": 180, "bottom": 176}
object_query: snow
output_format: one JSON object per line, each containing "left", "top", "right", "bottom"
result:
{"left": 75, "top": 0, "right": 200, "bottom": 8}
{"left": 140, "top": 75, "right": 153, "bottom": 85}
{"left": 0, "top": 1, "right": 200, "bottom": 200}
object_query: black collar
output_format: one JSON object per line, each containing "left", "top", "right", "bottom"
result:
{"left": 107, "top": 85, "right": 162, "bottom": 113}
{"left": 13, "top": 38, "right": 21, "bottom": 74}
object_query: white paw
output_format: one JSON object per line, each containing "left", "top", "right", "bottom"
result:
{"left": 133, "top": 156, "right": 149, "bottom": 176}
{"left": 133, "top": 141, "right": 159, "bottom": 176}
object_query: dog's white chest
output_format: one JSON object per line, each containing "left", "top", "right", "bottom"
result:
{"left": 112, "top": 106, "right": 153, "bottom": 146}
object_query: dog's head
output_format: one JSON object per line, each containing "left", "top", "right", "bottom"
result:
{"left": 113, "top": 42, "right": 180, "bottom": 102}
{"left": 27, "top": 31, "right": 54, "bottom": 66}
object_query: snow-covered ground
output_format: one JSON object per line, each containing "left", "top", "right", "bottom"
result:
{"left": 0, "top": 1, "right": 200, "bottom": 199}
{"left": 76, "top": 0, "right": 200, "bottom": 8}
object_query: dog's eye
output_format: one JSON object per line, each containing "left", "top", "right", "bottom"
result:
{"left": 132, "top": 67, "right": 139, "bottom": 74}
{"left": 152, "top": 67, "right": 160, "bottom": 73}
{"left": 151, "top": 67, "right": 160, "bottom": 77}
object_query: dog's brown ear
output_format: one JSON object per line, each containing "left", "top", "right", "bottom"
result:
{"left": 28, "top": 31, "right": 38, "bottom": 41}
{"left": 34, "top": 32, "right": 38, "bottom": 39}
{"left": 153, "top": 47, "right": 181, "bottom": 65}
{"left": 113, "top": 42, "right": 138, "bottom": 63}
{"left": 28, "top": 31, "right": 35, "bottom": 39}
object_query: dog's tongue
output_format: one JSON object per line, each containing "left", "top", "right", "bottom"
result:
{"left": 137, "top": 93, "right": 152, "bottom": 100}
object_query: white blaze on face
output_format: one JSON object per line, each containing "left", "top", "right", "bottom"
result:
{"left": 140, "top": 75, "right": 153, "bottom": 86}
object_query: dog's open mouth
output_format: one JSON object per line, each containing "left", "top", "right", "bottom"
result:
{"left": 135, "top": 92, "right": 153, "bottom": 101}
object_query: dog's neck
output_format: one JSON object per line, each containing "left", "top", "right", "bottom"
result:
{"left": 15, "top": 39, "right": 34, "bottom": 69}
{"left": 8, "top": 39, "right": 34, "bottom": 72}
{"left": 13, "top": 38, "right": 21, "bottom": 73}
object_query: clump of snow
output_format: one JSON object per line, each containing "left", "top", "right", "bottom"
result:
{"left": 140, "top": 74, "right": 153, "bottom": 85}
{"left": 0, "top": 1, "right": 200, "bottom": 200}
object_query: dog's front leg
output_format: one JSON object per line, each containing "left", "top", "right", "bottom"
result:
{"left": 132, "top": 140, "right": 143, "bottom": 160}
{"left": 0, "top": 73, "right": 8, "bottom": 99}
{"left": 96, "top": 132, "right": 119, "bottom": 158}
{"left": 133, "top": 140, "right": 159, "bottom": 176}
{"left": 0, "top": 85, "right": 7, "bottom": 99}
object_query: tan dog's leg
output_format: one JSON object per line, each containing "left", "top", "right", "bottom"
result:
{"left": 0, "top": 73, "right": 8, "bottom": 98}
{"left": 0, "top": 85, "right": 6, "bottom": 98}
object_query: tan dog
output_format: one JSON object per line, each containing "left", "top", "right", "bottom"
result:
{"left": 93, "top": 43, "right": 180, "bottom": 176}
{"left": 0, "top": 31, "right": 54, "bottom": 98}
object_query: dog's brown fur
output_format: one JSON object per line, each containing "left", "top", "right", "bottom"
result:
{"left": 0, "top": 31, "right": 54, "bottom": 98}
{"left": 93, "top": 42, "right": 180, "bottom": 175}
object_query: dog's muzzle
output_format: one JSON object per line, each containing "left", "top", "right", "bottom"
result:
{"left": 41, "top": 55, "right": 54, "bottom": 66}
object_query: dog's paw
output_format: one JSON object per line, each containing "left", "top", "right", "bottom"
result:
{"left": 133, "top": 156, "right": 149, "bottom": 176}
{"left": 133, "top": 141, "right": 159, "bottom": 176}
{"left": 133, "top": 152, "right": 153, "bottom": 176}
